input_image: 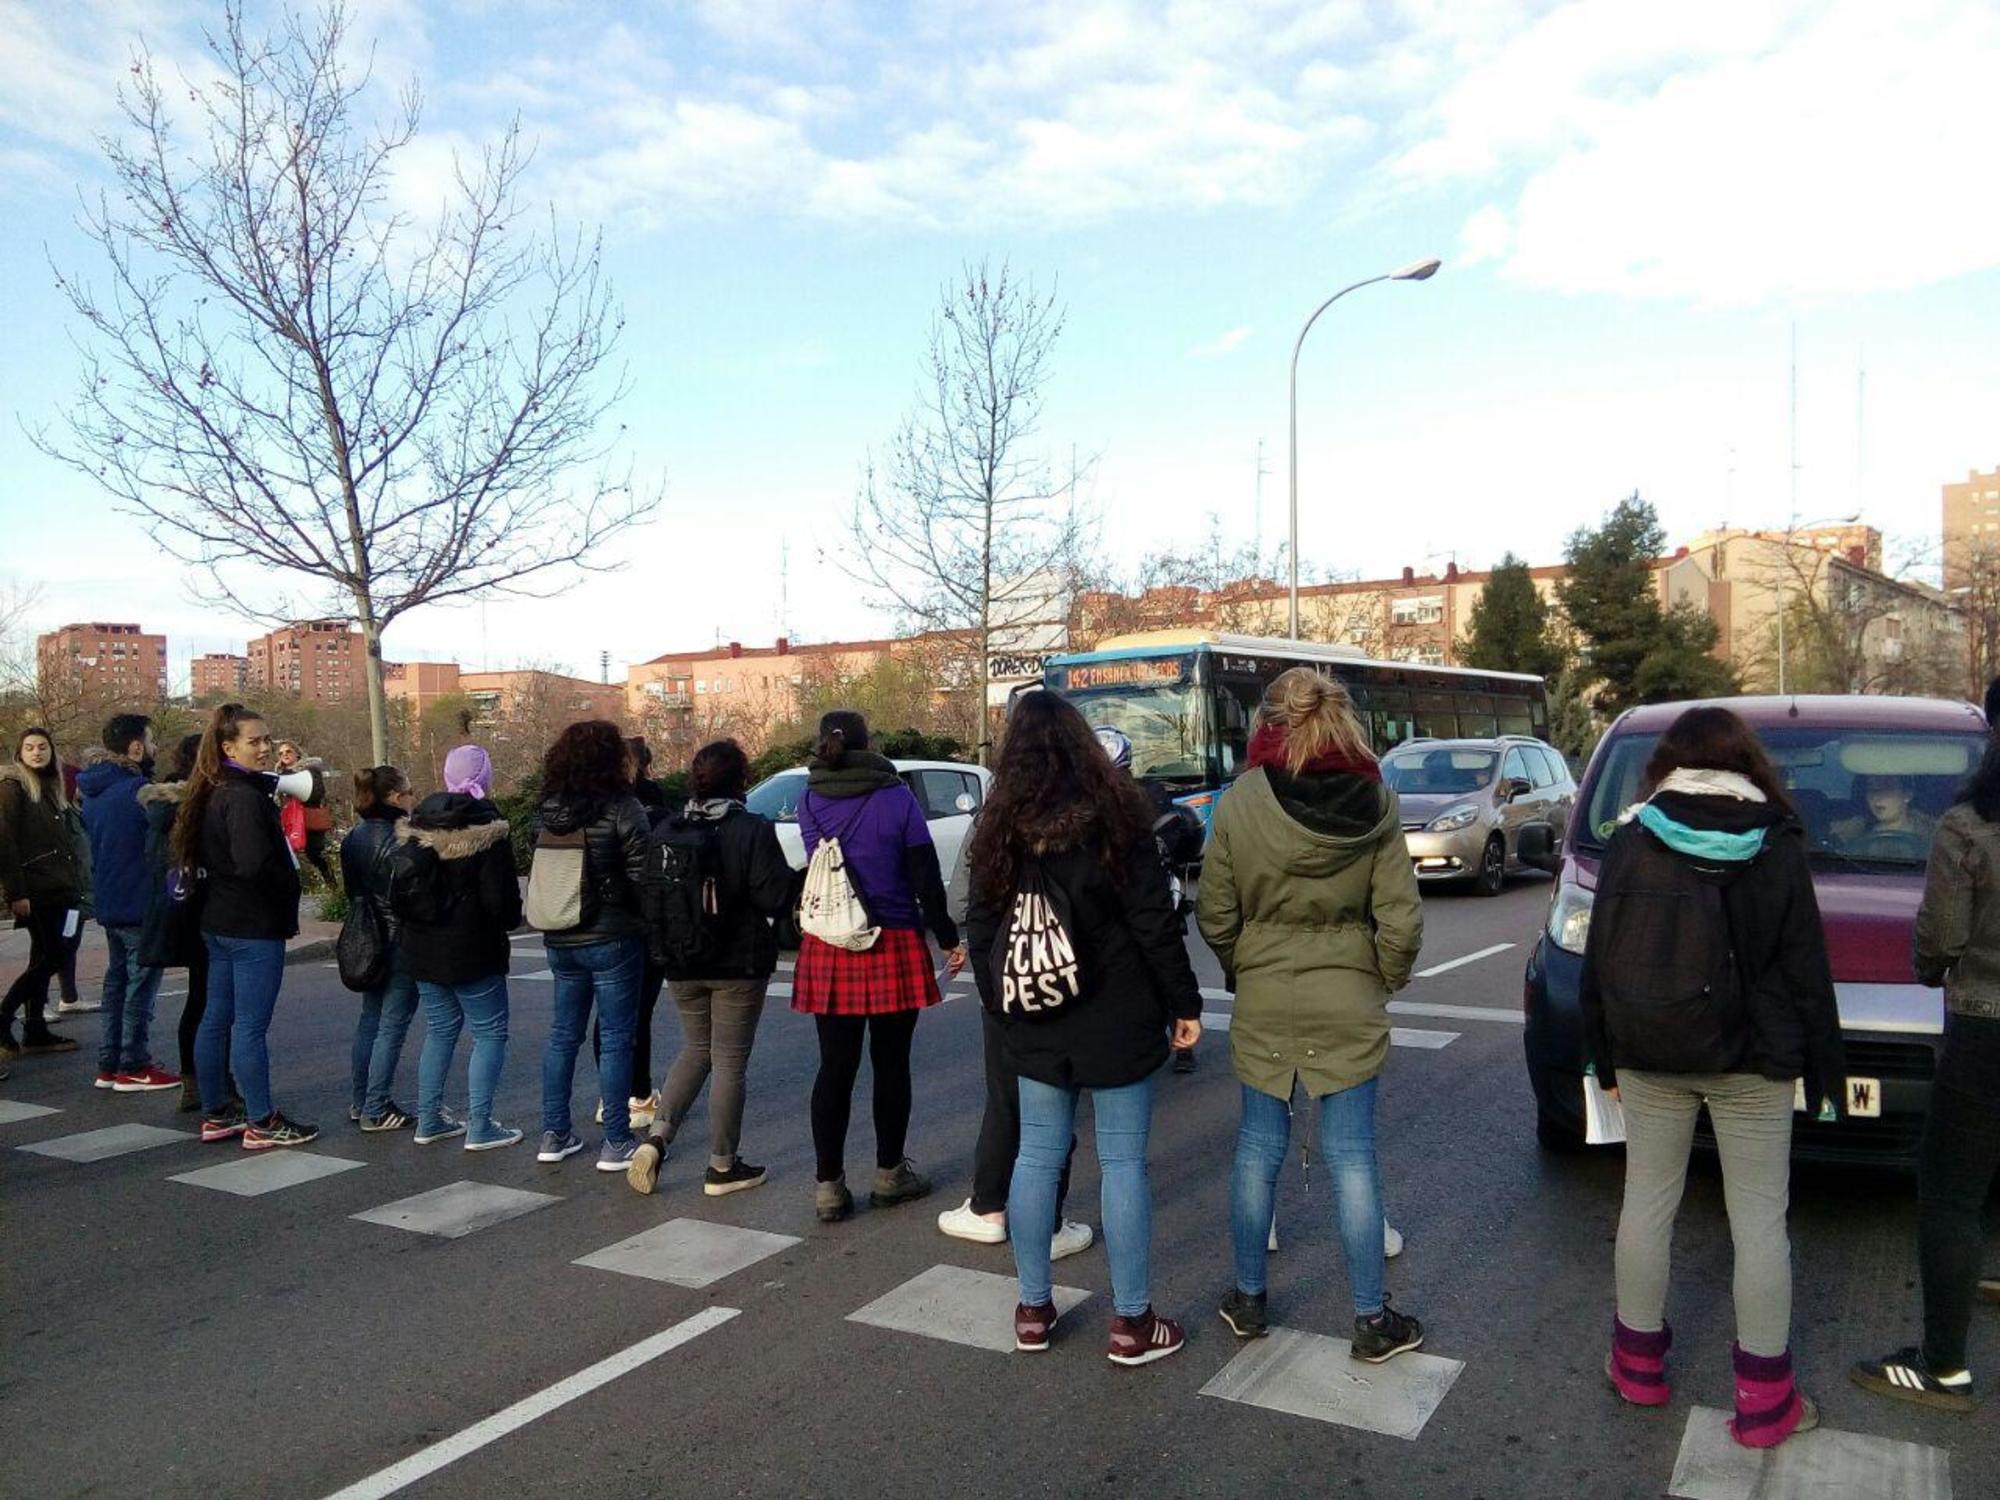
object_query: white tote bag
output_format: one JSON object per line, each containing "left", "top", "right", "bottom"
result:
{"left": 798, "top": 835, "right": 879, "bottom": 951}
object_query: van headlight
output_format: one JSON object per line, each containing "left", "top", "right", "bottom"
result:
{"left": 1427, "top": 803, "right": 1479, "bottom": 832}
{"left": 1547, "top": 882, "right": 1593, "bottom": 954}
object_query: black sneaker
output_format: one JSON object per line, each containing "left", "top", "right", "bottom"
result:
{"left": 1172, "top": 1047, "right": 1197, "bottom": 1074}
{"left": 360, "top": 1104, "right": 414, "bottom": 1133}
{"left": 1352, "top": 1300, "right": 1424, "bottom": 1364}
{"left": 1219, "top": 1289, "right": 1268, "bottom": 1340}
{"left": 243, "top": 1113, "right": 320, "bottom": 1151}
{"left": 704, "top": 1159, "right": 768, "bottom": 1197}
{"left": 1850, "top": 1347, "right": 1976, "bottom": 1413}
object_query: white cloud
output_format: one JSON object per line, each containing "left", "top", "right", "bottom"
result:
{"left": 1190, "top": 325, "right": 1252, "bottom": 358}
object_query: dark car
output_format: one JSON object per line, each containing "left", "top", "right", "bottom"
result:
{"left": 1522, "top": 693, "right": 1988, "bottom": 1165}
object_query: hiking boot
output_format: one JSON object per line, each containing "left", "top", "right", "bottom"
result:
{"left": 536, "top": 1129, "right": 584, "bottom": 1162}
{"left": 1850, "top": 1347, "right": 1977, "bottom": 1414}
{"left": 200, "top": 1107, "right": 248, "bottom": 1143}
{"left": 1352, "top": 1300, "right": 1424, "bottom": 1364}
{"left": 360, "top": 1105, "right": 414, "bottom": 1133}
{"left": 704, "top": 1159, "right": 767, "bottom": 1197}
{"left": 1107, "top": 1308, "right": 1186, "bottom": 1367}
{"left": 871, "top": 1159, "right": 932, "bottom": 1208}
{"left": 1015, "top": 1301, "right": 1059, "bottom": 1352}
{"left": 816, "top": 1177, "right": 855, "bottom": 1223}
{"left": 1219, "top": 1289, "right": 1269, "bottom": 1340}
{"left": 242, "top": 1113, "right": 319, "bottom": 1150}
{"left": 626, "top": 1138, "right": 665, "bottom": 1194}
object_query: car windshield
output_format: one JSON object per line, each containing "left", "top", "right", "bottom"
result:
{"left": 1381, "top": 747, "right": 1498, "bottom": 796}
{"left": 746, "top": 770, "right": 806, "bottom": 824}
{"left": 1577, "top": 726, "right": 1984, "bottom": 867}
{"left": 1060, "top": 684, "right": 1212, "bottom": 783}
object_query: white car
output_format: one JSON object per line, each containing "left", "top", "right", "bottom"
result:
{"left": 746, "top": 760, "right": 992, "bottom": 893}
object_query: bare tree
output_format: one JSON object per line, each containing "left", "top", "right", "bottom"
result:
{"left": 841, "top": 260, "right": 1093, "bottom": 760}
{"left": 1742, "top": 540, "right": 1966, "bottom": 698}
{"left": 35, "top": 3, "right": 655, "bottom": 762}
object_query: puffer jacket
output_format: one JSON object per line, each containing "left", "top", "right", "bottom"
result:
{"left": 0, "top": 762, "right": 86, "bottom": 911}
{"left": 397, "top": 793, "right": 522, "bottom": 985}
{"left": 535, "top": 790, "right": 649, "bottom": 948}
{"left": 1197, "top": 765, "right": 1423, "bottom": 1100}
{"left": 199, "top": 764, "right": 301, "bottom": 941}
{"left": 340, "top": 804, "right": 406, "bottom": 945}
{"left": 1913, "top": 801, "right": 2000, "bottom": 1021}
{"left": 79, "top": 756, "right": 151, "bottom": 927}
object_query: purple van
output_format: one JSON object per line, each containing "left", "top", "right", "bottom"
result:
{"left": 1521, "top": 693, "right": 1989, "bottom": 1165}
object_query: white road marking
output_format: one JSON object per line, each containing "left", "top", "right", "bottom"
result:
{"left": 1200, "top": 987, "right": 1233, "bottom": 1003}
{"left": 320, "top": 1307, "right": 739, "bottom": 1500}
{"left": 1389, "top": 1028, "right": 1459, "bottom": 1049}
{"left": 1201, "top": 1011, "right": 1233, "bottom": 1031}
{"left": 1413, "top": 943, "right": 1515, "bottom": 979}
{"left": 1387, "top": 1000, "right": 1524, "bottom": 1026}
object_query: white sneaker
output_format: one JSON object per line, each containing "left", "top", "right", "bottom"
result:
{"left": 936, "top": 1198, "right": 1007, "bottom": 1244}
{"left": 1050, "top": 1220, "right": 1094, "bottom": 1261}
{"left": 56, "top": 999, "right": 100, "bottom": 1015}
{"left": 1385, "top": 1221, "right": 1405, "bottom": 1259}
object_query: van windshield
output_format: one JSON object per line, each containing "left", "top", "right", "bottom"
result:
{"left": 1577, "top": 727, "right": 1985, "bottom": 868}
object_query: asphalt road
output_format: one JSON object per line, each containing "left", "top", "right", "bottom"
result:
{"left": 2, "top": 875, "right": 1994, "bottom": 1500}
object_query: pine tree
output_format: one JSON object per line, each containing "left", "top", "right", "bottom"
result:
{"left": 1462, "top": 554, "right": 1561, "bottom": 679}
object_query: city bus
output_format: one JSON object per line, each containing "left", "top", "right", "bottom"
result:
{"left": 1039, "top": 630, "right": 1550, "bottom": 825}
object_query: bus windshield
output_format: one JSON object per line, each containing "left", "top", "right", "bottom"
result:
{"left": 1064, "top": 683, "right": 1212, "bottom": 784}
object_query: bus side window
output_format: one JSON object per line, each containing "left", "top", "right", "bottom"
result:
{"left": 1216, "top": 676, "right": 1260, "bottom": 774}
{"left": 1414, "top": 691, "right": 1457, "bottom": 739}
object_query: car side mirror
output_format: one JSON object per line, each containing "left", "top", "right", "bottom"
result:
{"left": 1517, "top": 822, "right": 1560, "bottom": 872}
{"left": 1502, "top": 777, "right": 1533, "bottom": 803}
{"left": 954, "top": 793, "right": 977, "bottom": 815}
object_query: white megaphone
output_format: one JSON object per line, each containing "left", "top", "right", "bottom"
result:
{"left": 273, "top": 768, "right": 316, "bottom": 803}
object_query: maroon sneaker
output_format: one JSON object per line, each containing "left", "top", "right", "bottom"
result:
{"left": 94, "top": 1071, "right": 118, "bottom": 1090}
{"left": 1015, "top": 1301, "right": 1059, "bottom": 1352}
{"left": 1107, "top": 1308, "right": 1186, "bottom": 1367}
{"left": 113, "top": 1065, "right": 181, "bottom": 1093}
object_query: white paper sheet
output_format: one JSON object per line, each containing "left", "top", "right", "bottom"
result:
{"left": 62, "top": 908, "right": 80, "bottom": 939}
{"left": 1583, "top": 1073, "right": 1626, "bottom": 1145}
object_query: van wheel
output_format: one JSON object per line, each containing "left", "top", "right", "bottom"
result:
{"left": 1537, "top": 1110, "right": 1585, "bottom": 1153}
{"left": 1473, "top": 836, "right": 1506, "bottom": 897}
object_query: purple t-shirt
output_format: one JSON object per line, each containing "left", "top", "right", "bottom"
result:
{"left": 800, "top": 784, "right": 932, "bottom": 931}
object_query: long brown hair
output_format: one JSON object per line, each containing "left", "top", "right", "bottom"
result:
{"left": 542, "top": 720, "right": 633, "bottom": 802}
{"left": 967, "top": 689, "right": 1152, "bottom": 901}
{"left": 1257, "top": 667, "right": 1374, "bottom": 774}
{"left": 1643, "top": 706, "right": 1793, "bottom": 812}
{"left": 10, "top": 726, "right": 63, "bottom": 806}
{"left": 172, "top": 703, "right": 265, "bottom": 869}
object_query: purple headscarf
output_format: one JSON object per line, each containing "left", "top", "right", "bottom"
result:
{"left": 443, "top": 743, "right": 494, "bottom": 800}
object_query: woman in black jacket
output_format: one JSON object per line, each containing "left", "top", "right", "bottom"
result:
{"left": 0, "top": 726, "right": 87, "bottom": 1058}
{"left": 139, "top": 733, "right": 231, "bottom": 1111}
{"left": 531, "top": 720, "right": 651, "bottom": 1171}
{"left": 176, "top": 703, "right": 314, "bottom": 1150}
{"left": 1580, "top": 706, "right": 1842, "bottom": 1450}
{"left": 341, "top": 767, "right": 419, "bottom": 1132}
{"left": 397, "top": 786, "right": 524, "bottom": 1150}
{"left": 628, "top": 739, "right": 798, "bottom": 1197}
{"left": 965, "top": 691, "right": 1203, "bottom": 1365}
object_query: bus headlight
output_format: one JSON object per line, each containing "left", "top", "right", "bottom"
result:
{"left": 1427, "top": 803, "right": 1479, "bottom": 832}
{"left": 1546, "top": 881, "right": 1593, "bottom": 954}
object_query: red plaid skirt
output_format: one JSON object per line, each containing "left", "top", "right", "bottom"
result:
{"left": 791, "top": 928, "right": 942, "bottom": 1017}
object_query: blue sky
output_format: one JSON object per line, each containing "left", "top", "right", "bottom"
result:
{"left": 3, "top": 0, "right": 1997, "bottom": 687}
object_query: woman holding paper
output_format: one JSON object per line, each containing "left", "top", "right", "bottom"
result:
{"left": 1579, "top": 705, "right": 1841, "bottom": 1450}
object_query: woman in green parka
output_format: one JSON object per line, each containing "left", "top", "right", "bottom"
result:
{"left": 1197, "top": 667, "right": 1426, "bottom": 1364}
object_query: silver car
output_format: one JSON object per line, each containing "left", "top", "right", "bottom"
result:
{"left": 1380, "top": 736, "right": 1575, "bottom": 896}
{"left": 745, "top": 760, "right": 992, "bottom": 894}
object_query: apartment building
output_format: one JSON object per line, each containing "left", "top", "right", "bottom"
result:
{"left": 383, "top": 661, "right": 624, "bottom": 726}
{"left": 248, "top": 620, "right": 365, "bottom": 702}
{"left": 627, "top": 637, "right": 893, "bottom": 735}
{"left": 190, "top": 653, "right": 249, "bottom": 699}
{"left": 36, "top": 622, "right": 169, "bottom": 705}
{"left": 1943, "top": 466, "right": 2000, "bottom": 591}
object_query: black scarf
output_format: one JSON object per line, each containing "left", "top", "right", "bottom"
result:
{"left": 806, "top": 750, "right": 902, "bottom": 799}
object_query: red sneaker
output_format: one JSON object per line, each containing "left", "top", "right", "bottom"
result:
{"left": 200, "top": 1109, "right": 248, "bottom": 1143}
{"left": 112, "top": 1065, "right": 181, "bottom": 1093}
{"left": 94, "top": 1071, "right": 118, "bottom": 1090}
{"left": 1015, "top": 1302, "right": 1059, "bottom": 1353}
{"left": 1107, "top": 1308, "right": 1186, "bottom": 1367}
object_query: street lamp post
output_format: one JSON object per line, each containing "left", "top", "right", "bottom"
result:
{"left": 1774, "top": 509, "right": 1861, "bottom": 694}
{"left": 1287, "top": 257, "right": 1442, "bottom": 640}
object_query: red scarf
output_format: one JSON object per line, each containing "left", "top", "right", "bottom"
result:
{"left": 1247, "top": 723, "right": 1382, "bottom": 783}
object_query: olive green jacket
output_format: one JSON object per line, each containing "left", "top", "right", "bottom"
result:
{"left": 1912, "top": 802, "right": 2000, "bottom": 1021}
{"left": 1197, "top": 767, "right": 1423, "bottom": 1099}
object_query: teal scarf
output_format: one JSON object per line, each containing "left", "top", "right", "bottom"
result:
{"left": 1637, "top": 802, "right": 1767, "bottom": 863}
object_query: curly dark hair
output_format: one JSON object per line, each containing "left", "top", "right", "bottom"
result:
{"left": 689, "top": 739, "right": 750, "bottom": 801}
{"left": 542, "top": 719, "right": 634, "bottom": 802}
{"left": 967, "top": 689, "right": 1153, "bottom": 902}
{"left": 1644, "top": 705, "right": 1793, "bottom": 814}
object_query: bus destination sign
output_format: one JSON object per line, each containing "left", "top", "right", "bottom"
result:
{"left": 1058, "top": 657, "right": 1187, "bottom": 689}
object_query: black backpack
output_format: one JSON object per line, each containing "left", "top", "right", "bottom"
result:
{"left": 1594, "top": 824, "right": 1750, "bottom": 1074}
{"left": 644, "top": 814, "right": 726, "bottom": 970}
{"left": 385, "top": 838, "right": 455, "bottom": 927}
{"left": 988, "top": 861, "right": 1085, "bottom": 1021}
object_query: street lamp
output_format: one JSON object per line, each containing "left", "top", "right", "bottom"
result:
{"left": 1288, "top": 257, "right": 1442, "bottom": 640}
{"left": 1774, "top": 509, "right": 1862, "bottom": 694}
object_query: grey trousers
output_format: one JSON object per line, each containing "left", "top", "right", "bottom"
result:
{"left": 656, "top": 979, "right": 768, "bottom": 1169}
{"left": 1614, "top": 1069, "right": 1796, "bottom": 1357}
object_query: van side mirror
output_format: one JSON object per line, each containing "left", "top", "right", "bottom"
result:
{"left": 1502, "top": 777, "right": 1534, "bottom": 803}
{"left": 1517, "top": 822, "right": 1559, "bottom": 872}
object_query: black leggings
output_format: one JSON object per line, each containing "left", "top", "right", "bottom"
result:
{"left": 592, "top": 958, "right": 666, "bottom": 1099}
{"left": 1920, "top": 1012, "right": 2000, "bottom": 1370}
{"left": 176, "top": 946, "right": 227, "bottom": 1082}
{"left": 971, "top": 1006, "right": 1073, "bottom": 1217}
{"left": 812, "top": 1011, "right": 919, "bottom": 1183}
{"left": 2, "top": 905, "right": 81, "bottom": 1036}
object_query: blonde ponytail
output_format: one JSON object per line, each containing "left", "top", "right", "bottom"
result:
{"left": 1258, "top": 667, "right": 1374, "bottom": 775}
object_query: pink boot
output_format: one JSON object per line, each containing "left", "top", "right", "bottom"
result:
{"left": 1608, "top": 1318, "right": 1673, "bottom": 1406}
{"left": 1728, "top": 1342, "right": 1809, "bottom": 1448}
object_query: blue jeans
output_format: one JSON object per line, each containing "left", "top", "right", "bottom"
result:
{"left": 417, "top": 976, "right": 511, "bottom": 1136}
{"left": 542, "top": 938, "right": 643, "bottom": 1146}
{"left": 197, "top": 935, "right": 286, "bottom": 1120}
{"left": 1012, "top": 1073, "right": 1156, "bottom": 1318}
{"left": 351, "top": 967, "right": 420, "bottom": 1117}
{"left": 1231, "top": 1080, "right": 1384, "bottom": 1317}
{"left": 97, "top": 924, "right": 163, "bottom": 1073}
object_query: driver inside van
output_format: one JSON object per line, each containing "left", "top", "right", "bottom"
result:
{"left": 1832, "top": 774, "right": 1937, "bottom": 852}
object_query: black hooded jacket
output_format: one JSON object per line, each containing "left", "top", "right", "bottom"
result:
{"left": 1580, "top": 788, "right": 1846, "bottom": 1110}
{"left": 397, "top": 793, "right": 522, "bottom": 985}
{"left": 535, "top": 790, "right": 649, "bottom": 948}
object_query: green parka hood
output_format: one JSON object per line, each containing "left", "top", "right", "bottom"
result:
{"left": 1239, "top": 767, "right": 1400, "bottom": 879}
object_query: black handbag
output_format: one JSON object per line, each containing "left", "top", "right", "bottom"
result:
{"left": 156, "top": 865, "right": 208, "bottom": 969}
{"left": 335, "top": 896, "right": 390, "bottom": 992}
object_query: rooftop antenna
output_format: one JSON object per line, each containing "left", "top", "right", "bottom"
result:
{"left": 599, "top": 649, "right": 609, "bottom": 685}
